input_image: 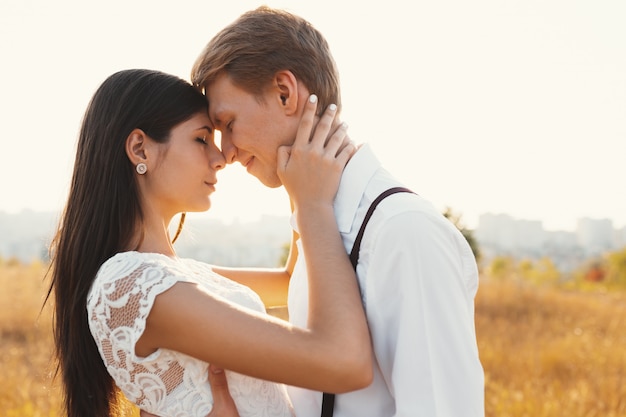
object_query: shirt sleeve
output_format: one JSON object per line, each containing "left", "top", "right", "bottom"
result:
{"left": 362, "top": 209, "right": 485, "bottom": 417}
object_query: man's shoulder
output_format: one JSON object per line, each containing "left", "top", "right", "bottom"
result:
{"left": 360, "top": 186, "right": 449, "bottom": 237}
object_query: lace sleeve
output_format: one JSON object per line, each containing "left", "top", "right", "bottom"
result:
{"left": 87, "top": 253, "right": 183, "bottom": 403}
{"left": 87, "top": 253, "right": 295, "bottom": 417}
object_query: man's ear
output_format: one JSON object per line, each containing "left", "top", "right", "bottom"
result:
{"left": 125, "top": 128, "right": 148, "bottom": 166}
{"left": 274, "top": 70, "right": 299, "bottom": 116}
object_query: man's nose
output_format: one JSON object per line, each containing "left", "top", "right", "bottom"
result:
{"left": 219, "top": 133, "right": 238, "bottom": 164}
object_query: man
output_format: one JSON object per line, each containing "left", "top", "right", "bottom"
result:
{"left": 192, "top": 6, "right": 484, "bottom": 416}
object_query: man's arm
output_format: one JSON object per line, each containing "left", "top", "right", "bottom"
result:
{"left": 366, "top": 211, "right": 484, "bottom": 416}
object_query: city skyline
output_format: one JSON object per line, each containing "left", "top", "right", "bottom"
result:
{"left": 1, "top": 0, "right": 625, "bottom": 231}
{"left": 1, "top": 209, "right": 624, "bottom": 269}
{"left": 1, "top": 203, "right": 624, "bottom": 234}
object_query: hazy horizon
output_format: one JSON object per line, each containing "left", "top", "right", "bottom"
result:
{"left": 0, "top": 205, "right": 622, "bottom": 234}
{"left": 1, "top": 0, "right": 624, "bottom": 231}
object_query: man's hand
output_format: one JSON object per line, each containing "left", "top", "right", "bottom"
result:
{"left": 139, "top": 364, "right": 239, "bottom": 417}
{"left": 206, "top": 365, "right": 239, "bottom": 416}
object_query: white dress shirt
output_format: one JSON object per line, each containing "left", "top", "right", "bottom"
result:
{"left": 287, "top": 144, "right": 485, "bottom": 417}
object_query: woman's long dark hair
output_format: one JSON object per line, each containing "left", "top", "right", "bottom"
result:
{"left": 46, "top": 69, "right": 208, "bottom": 417}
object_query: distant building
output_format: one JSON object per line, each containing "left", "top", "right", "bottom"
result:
{"left": 576, "top": 217, "right": 614, "bottom": 255}
{"left": 616, "top": 226, "right": 626, "bottom": 249}
{"left": 475, "top": 213, "right": 544, "bottom": 254}
{"left": 0, "top": 210, "right": 57, "bottom": 263}
{"left": 475, "top": 213, "right": 622, "bottom": 272}
{"left": 1, "top": 210, "right": 624, "bottom": 274}
{"left": 173, "top": 214, "right": 291, "bottom": 267}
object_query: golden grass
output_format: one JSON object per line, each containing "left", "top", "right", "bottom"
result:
{"left": 2, "top": 262, "right": 625, "bottom": 416}
{"left": 476, "top": 278, "right": 626, "bottom": 416}
{"left": 0, "top": 261, "right": 62, "bottom": 417}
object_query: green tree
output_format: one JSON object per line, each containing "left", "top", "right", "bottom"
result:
{"left": 443, "top": 207, "right": 481, "bottom": 262}
{"left": 605, "top": 247, "right": 626, "bottom": 288}
{"left": 486, "top": 256, "right": 515, "bottom": 281}
{"left": 518, "top": 258, "right": 534, "bottom": 282}
{"left": 518, "top": 257, "right": 560, "bottom": 286}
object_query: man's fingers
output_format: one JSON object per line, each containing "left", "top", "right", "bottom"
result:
{"left": 208, "top": 364, "right": 229, "bottom": 391}
{"left": 136, "top": 366, "right": 239, "bottom": 417}
{"left": 207, "top": 364, "right": 240, "bottom": 417}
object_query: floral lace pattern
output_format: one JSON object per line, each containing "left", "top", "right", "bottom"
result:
{"left": 87, "top": 252, "right": 294, "bottom": 417}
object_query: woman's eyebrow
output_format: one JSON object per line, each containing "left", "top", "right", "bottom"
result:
{"left": 195, "top": 125, "right": 213, "bottom": 132}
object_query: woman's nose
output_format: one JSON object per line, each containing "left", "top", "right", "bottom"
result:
{"left": 211, "top": 147, "right": 226, "bottom": 171}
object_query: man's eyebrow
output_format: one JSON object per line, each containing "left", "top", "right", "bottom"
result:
{"left": 210, "top": 116, "right": 223, "bottom": 128}
{"left": 208, "top": 106, "right": 225, "bottom": 127}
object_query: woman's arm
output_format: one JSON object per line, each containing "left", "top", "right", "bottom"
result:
{"left": 138, "top": 97, "right": 372, "bottom": 393}
{"left": 210, "top": 266, "right": 290, "bottom": 308}
{"left": 211, "top": 213, "right": 299, "bottom": 308}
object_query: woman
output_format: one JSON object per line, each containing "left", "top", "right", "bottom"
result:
{"left": 46, "top": 69, "right": 372, "bottom": 417}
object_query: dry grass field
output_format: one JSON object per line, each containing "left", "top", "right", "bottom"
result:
{"left": 476, "top": 278, "right": 626, "bottom": 416}
{"left": 0, "top": 260, "right": 63, "bottom": 417}
{"left": 1, "top": 261, "right": 625, "bottom": 416}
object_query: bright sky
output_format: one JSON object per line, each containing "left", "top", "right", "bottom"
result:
{"left": 1, "top": 0, "right": 625, "bottom": 231}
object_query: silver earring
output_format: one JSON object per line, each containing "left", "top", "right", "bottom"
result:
{"left": 136, "top": 163, "right": 147, "bottom": 175}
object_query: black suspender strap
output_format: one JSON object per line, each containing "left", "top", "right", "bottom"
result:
{"left": 320, "top": 186, "right": 415, "bottom": 417}
{"left": 348, "top": 187, "right": 415, "bottom": 269}
{"left": 320, "top": 392, "right": 335, "bottom": 417}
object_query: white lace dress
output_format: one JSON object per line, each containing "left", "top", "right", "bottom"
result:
{"left": 87, "top": 251, "right": 295, "bottom": 417}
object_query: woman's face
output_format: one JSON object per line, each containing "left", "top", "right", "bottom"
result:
{"left": 145, "top": 112, "right": 225, "bottom": 217}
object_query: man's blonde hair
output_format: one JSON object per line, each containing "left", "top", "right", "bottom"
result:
{"left": 191, "top": 6, "right": 341, "bottom": 114}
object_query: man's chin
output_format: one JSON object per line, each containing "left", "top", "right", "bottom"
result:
{"left": 255, "top": 174, "right": 282, "bottom": 189}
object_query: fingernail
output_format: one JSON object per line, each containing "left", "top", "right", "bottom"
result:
{"left": 309, "top": 94, "right": 318, "bottom": 103}
{"left": 329, "top": 104, "right": 337, "bottom": 111}
{"left": 342, "top": 122, "right": 348, "bottom": 129}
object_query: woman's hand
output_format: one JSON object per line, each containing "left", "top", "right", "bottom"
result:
{"left": 139, "top": 365, "right": 239, "bottom": 417}
{"left": 277, "top": 94, "right": 354, "bottom": 212}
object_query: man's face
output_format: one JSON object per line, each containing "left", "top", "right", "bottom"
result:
{"left": 206, "top": 73, "right": 295, "bottom": 188}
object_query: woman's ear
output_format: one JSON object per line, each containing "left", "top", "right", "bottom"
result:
{"left": 274, "top": 70, "right": 299, "bottom": 115}
{"left": 125, "top": 128, "right": 148, "bottom": 166}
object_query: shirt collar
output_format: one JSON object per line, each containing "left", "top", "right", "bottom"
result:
{"left": 289, "top": 143, "right": 381, "bottom": 235}
{"left": 334, "top": 143, "right": 381, "bottom": 233}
